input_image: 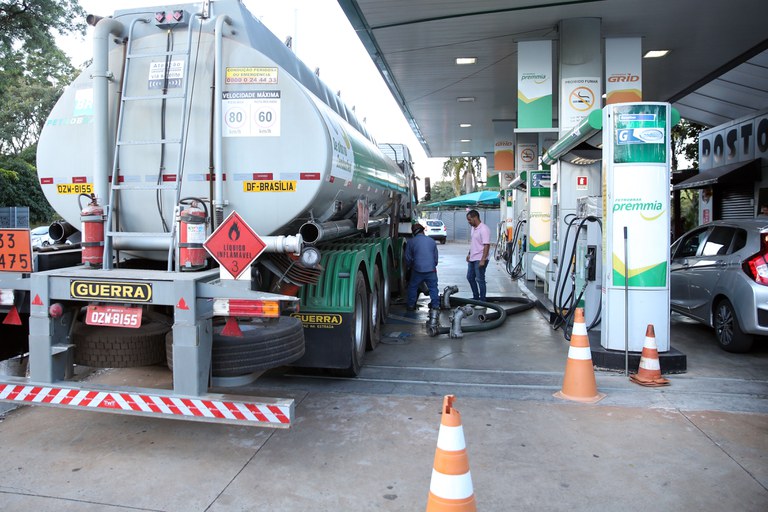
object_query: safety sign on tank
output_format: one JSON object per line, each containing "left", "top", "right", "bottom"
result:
{"left": 222, "top": 90, "right": 281, "bottom": 137}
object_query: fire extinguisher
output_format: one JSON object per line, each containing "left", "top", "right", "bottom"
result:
{"left": 178, "top": 198, "right": 208, "bottom": 271}
{"left": 80, "top": 194, "right": 104, "bottom": 267}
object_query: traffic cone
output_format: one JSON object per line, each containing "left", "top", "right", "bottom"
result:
{"left": 426, "top": 395, "right": 476, "bottom": 512}
{"left": 629, "top": 324, "right": 670, "bottom": 387}
{"left": 554, "top": 308, "right": 605, "bottom": 403}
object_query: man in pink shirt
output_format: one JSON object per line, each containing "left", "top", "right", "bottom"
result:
{"left": 466, "top": 209, "right": 491, "bottom": 302}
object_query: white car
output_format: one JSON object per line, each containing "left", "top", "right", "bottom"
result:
{"left": 419, "top": 219, "right": 447, "bottom": 244}
{"left": 30, "top": 226, "right": 53, "bottom": 248}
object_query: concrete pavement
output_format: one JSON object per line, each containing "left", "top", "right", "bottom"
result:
{"left": 1, "top": 241, "right": 767, "bottom": 511}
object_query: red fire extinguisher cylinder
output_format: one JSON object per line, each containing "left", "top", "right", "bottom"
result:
{"left": 80, "top": 195, "right": 104, "bottom": 267}
{"left": 179, "top": 201, "right": 207, "bottom": 271}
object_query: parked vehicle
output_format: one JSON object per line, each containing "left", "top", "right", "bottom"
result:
{"left": 29, "top": 226, "right": 52, "bottom": 248}
{"left": 420, "top": 218, "right": 447, "bottom": 244}
{"left": 670, "top": 219, "right": 768, "bottom": 352}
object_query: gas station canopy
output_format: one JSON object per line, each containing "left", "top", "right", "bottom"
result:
{"left": 337, "top": 0, "right": 768, "bottom": 159}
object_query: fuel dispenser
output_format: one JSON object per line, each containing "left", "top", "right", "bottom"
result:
{"left": 543, "top": 111, "right": 602, "bottom": 330}
{"left": 601, "top": 102, "right": 677, "bottom": 352}
{"left": 542, "top": 102, "right": 677, "bottom": 354}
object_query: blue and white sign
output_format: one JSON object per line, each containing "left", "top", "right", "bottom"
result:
{"left": 617, "top": 128, "right": 665, "bottom": 145}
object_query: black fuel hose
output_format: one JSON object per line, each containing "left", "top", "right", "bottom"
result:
{"left": 431, "top": 295, "right": 534, "bottom": 334}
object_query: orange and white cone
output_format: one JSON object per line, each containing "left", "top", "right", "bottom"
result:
{"left": 554, "top": 308, "right": 606, "bottom": 403}
{"left": 426, "top": 395, "right": 476, "bottom": 512}
{"left": 629, "top": 324, "right": 670, "bottom": 387}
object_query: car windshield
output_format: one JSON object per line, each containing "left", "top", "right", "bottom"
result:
{"left": 426, "top": 220, "right": 443, "bottom": 227}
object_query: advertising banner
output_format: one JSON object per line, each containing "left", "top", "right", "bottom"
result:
{"left": 492, "top": 121, "right": 515, "bottom": 175}
{"left": 517, "top": 41, "right": 552, "bottom": 129}
{"left": 605, "top": 38, "right": 642, "bottom": 104}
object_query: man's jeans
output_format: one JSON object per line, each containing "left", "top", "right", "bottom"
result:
{"left": 467, "top": 261, "right": 487, "bottom": 301}
{"left": 408, "top": 270, "right": 439, "bottom": 308}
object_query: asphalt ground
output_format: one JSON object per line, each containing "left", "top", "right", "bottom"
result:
{"left": 1, "top": 241, "right": 767, "bottom": 511}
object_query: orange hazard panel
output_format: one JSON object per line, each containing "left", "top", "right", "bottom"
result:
{"left": 0, "top": 229, "right": 33, "bottom": 272}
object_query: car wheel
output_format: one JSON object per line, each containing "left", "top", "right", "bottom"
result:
{"left": 440, "top": 237, "right": 446, "bottom": 245}
{"left": 713, "top": 299, "right": 754, "bottom": 353}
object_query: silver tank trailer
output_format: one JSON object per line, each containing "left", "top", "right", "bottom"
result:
{"left": 37, "top": 0, "right": 409, "bottom": 258}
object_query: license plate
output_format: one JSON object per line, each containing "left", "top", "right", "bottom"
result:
{"left": 85, "top": 305, "right": 142, "bottom": 328}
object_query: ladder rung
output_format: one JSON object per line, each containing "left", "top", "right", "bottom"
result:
{"left": 117, "top": 138, "right": 182, "bottom": 146}
{"left": 107, "top": 231, "right": 174, "bottom": 238}
{"left": 123, "top": 93, "right": 187, "bottom": 101}
{"left": 127, "top": 49, "right": 191, "bottom": 59}
{"left": 112, "top": 183, "right": 179, "bottom": 191}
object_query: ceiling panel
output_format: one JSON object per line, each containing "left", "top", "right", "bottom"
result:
{"left": 339, "top": 0, "right": 768, "bottom": 158}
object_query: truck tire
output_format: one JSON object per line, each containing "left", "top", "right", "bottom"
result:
{"left": 166, "top": 316, "right": 305, "bottom": 377}
{"left": 383, "top": 253, "right": 395, "bottom": 319}
{"left": 367, "top": 269, "right": 382, "bottom": 351}
{"left": 73, "top": 318, "right": 169, "bottom": 368}
{"left": 335, "top": 270, "right": 369, "bottom": 377}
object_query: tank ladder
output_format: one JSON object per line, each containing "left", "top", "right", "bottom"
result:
{"left": 103, "top": 16, "right": 198, "bottom": 271}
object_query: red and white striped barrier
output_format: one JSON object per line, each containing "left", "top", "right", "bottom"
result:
{"left": 0, "top": 383, "right": 293, "bottom": 428}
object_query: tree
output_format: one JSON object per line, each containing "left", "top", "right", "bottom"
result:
{"left": 0, "top": 147, "right": 55, "bottom": 223}
{"left": 0, "top": 47, "right": 76, "bottom": 154}
{"left": 442, "top": 156, "right": 482, "bottom": 196}
{"left": 425, "top": 180, "right": 455, "bottom": 203}
{"left": 671, "top": 118, "right": 705, "bottom": 170}
{"left": 0, "top": 0, "right": 86, "bottom": 53}
{"left": 0, "top": 0, "right": 84, "bottom": 220}
{"left": 0, "top": 2, "right": 85, "bottom": 153}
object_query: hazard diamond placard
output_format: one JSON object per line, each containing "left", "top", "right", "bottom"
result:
{"left": 203, "top": 212, "right": 266, "bottom": 279}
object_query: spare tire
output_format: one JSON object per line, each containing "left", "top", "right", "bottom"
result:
{"left": 73, "top": 317, "right": 170, "bottom": 368}
{"left": 166, "top": 316, "right": 305, "bottom": 377}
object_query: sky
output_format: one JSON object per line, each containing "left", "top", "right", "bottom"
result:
{"left": 59, "top": 0, "right": 448, "bottom": 186}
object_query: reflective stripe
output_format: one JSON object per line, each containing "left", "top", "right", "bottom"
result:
{"left": 643, "top": 336, "right": 657, "bottom": 349}
{"left": 567, "top": 346, "right": 592, "bottom": 360}
{"left": 436, "top": 424, "right": 466, "bottom": 451}
{"left": 429, "top": 469, "right": 474, "bottom": 500}
{"left": 639, "top": 357, "right": 661, "bottom": 371}
{"left": 572, "top": 322, "right": 588, "bottom": 336}
{"left": 0, "top": 384, "right": 292, "bottom": 426}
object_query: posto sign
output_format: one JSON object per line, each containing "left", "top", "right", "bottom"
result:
{"left": 699, "top": 111, "right": 768, "bottom": 170}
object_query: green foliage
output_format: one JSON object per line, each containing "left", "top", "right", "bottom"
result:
{"left": 0, "top": 152, "right": 55, "bottom": 223}
{"left": 0, "top": 0, "right": 86, "bottom": 53}
{"left": 0, "top": 0, "right": 83, "bottom": 219}
{"left": 425, "top": 180, "right": 455, "bottom": 203}
{"left": 0, "top": 47, "right": 76, "bottom": 154}
{"left": 442, "top": 156, "right": 482, "bottom": 196}
{"left": 671, "top": 118, "right": 705, "bottom": 170}
{"left": 679, "top": 189, "right": 699, "bottom": 234}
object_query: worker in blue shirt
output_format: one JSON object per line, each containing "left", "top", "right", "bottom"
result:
{"left": 405, "top": 222, "right": 439, "bottom": 310}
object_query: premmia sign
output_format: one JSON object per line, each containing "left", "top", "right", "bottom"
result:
{"left": 699, "top": 111, "right": 768, "bottom": 170}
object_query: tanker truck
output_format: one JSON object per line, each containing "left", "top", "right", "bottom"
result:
{"left": 0, "top": 0, "right": 419, "bottom": 428}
